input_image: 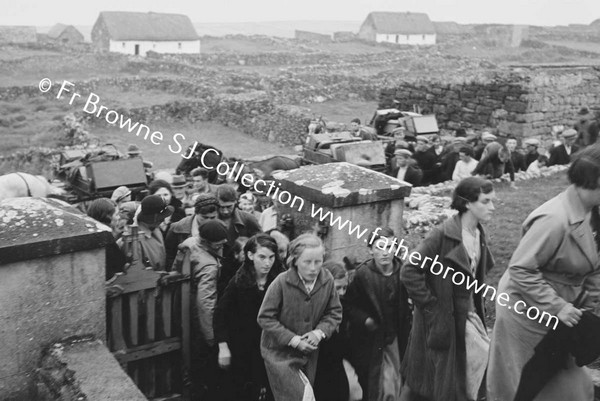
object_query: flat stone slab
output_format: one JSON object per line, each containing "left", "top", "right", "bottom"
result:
{"left": 0, "top": 197, "right": 112, "bottom": 265}
{"left": 272, "top": 162, "right": 412, "bottom": 208}
{"left": 44, "top": 339, "right": 147, "bottom": 401}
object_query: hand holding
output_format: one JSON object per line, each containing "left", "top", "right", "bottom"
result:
{"left": 558, "top": 303, "right": 583, "bottom": 327}
{"left": 296, "top": 339, "right": 318, "bottom": 354}
{"left": 301, "top": 331, "right": 321, "bottom": 347}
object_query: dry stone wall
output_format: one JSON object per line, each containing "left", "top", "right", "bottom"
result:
{"left": 81, "top": 92, "right": 311, "bottom": 146}
{"left": 381, "top": 67, "right": 600, "bottom": 138}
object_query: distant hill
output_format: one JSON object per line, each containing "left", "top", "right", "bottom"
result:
{"left": 193, "top": 20, "right": 361, "bottom": 38}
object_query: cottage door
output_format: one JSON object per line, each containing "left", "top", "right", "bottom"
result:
{"left": 135, "top": 44, "right": 140, "bottom": 55}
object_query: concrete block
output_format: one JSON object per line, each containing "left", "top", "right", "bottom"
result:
{"left": 0, "top": 318, "right": 19, "bottom": 380}
{"left": 16, "top": 301, "right": 105, "bottom": 375}
{"left": 17, "top": 251, "right": 105, "bottom": 313}
{"left": 0, "top": 374, "right": 33, "bottom": 401}
{"left": 0, "top": 263, "right": 28, "bottom": 319}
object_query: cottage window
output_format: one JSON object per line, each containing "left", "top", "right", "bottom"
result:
{"left": 153, "top": 43, "right": 156, "bottom": 49}
{"left": 178, "top": 42, "right": 182, "bottom": 49}
{"left": 406, "top": 35, "right": 409, "bottom": 40}
{"left": 423, "top": 35, "right": 426, "bottom": 40}
{"left": 122, "top": 42, "right": 125, "bottom": 48}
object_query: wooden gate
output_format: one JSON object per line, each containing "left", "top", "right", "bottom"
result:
{"left": 106, "top": 226, "right": 191, "bottom": 400}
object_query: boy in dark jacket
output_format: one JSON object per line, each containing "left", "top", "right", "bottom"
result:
{"left": 344, "top": 227, "right": 412, "bottom": 401}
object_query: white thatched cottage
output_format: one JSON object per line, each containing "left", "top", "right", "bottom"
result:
{"left": 358, "top": 12, "right": 436, "bottom": 45}
{"left": 91, "top": 11, "right": 200, "bottom": 56}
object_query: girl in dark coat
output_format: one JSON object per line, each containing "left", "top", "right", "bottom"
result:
{"left": 214, "top": 234, "right": 284, "bottom": 401}
{"left": 400, "top": 177, "right": 496, "bottom": 401}
{"left": 313, "top": 261, "right": 350, "bottom": 401}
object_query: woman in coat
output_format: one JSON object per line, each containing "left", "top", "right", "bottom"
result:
{"left": 257, "top": 234, "right": 343, "bottom": 401}
{"left": 487, "top": 145, "right": 600, "bottom": 401}
{"left": 214, "top": 234, "right": 284, "bottom": 401}
{"left": 400, "top": 176, "right": 496, "bottom": 401}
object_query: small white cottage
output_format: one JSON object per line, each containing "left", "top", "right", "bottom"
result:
{"left": 91, "top": 11, "right": 200, "bottom": 56}
{"left": 358, "top": 12, "right": 436, "bottom": 45}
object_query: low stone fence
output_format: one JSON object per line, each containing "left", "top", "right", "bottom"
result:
{"left": 403, "top": 165, "right": 569, "bottom": 233}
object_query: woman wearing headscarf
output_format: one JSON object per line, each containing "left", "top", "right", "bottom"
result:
{"left": 487, "top": 145, "right": 600, "bottom": 401}
{"left": 400, "top": 176, "right": 496, "bottom": 401}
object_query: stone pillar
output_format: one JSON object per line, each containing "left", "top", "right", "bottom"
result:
{"left": 0, "top": 198, "right": 113, "bottom": 400}
{"left": 272, "top": 162, "right": 412, "bottom": 264}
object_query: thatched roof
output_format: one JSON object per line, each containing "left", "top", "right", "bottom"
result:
{"left": 47, "top": 23, "right": 82, "bottom": 39}
{"left": 96, "top": 11, "right": 199, "bottom": 41}
{"left": 433, "top": 21, "right": 462, "bottom": 35}
{"left": 362, "top": 12, "right": 435, "bottom": 35}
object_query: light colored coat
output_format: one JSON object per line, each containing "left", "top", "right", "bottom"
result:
{"left": 257, "top": 267, "right": 342, "bottom": 401}
{"left": 487, "top": 185, "right": 600, "bottom": 401}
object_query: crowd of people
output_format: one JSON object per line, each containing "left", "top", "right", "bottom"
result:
{"left": 381, "top": 115, "right": 598, "bottom": 188}
{"left": 82, "top": 107, "right": 600, "bottom": 401}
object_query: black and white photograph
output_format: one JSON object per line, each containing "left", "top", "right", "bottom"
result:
{"left": 1, "top": 0, "right": 600, "bottom": 400}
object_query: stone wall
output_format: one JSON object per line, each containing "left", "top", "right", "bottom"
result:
{"left": 80, "top": 92, "right": 312, "bottom": 146}
{"left": 381, "top": 67, "right": 600, "bottom": 137}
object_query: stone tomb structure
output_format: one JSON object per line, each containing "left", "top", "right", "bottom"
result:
{"left": 381, "top": 67, "right": 600, "bottom": 138}
{"left": 0, "top": 198, "right": 145, "bottom": 400}
{"left": 272, "top": 162, "right": 412, "bottom": 264}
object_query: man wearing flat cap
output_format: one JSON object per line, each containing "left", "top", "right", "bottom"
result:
{"left": 388, "top": 148, "right": 423, "bottom": 187}
{"left": 475, "top": 132, "right": 498, "bottom": 160}
{"left": 549, "top": 128, "right": 580, "bottom": 166}
{"left": 413, "top": 135, "right": 438, "bottom": 185}
{"left": 124, "top": 195, "right": 174, "bottom": 270}
{"left": 524, "top": 138, "right": 541, "bottom": 168}
{"left": 173, "top": 219, "right": 230, "bottom": 400}
{"left": 574, "top": 107, "right": 597, "bottom": 147}
{"left": 165, "top": 193, "right": 219, "bottom": 269}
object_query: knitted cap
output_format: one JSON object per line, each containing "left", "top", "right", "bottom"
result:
{"left": 199, "top": 219, "right": 229, "bottom": 243}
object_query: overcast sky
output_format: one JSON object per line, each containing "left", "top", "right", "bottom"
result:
{"left": 2, "top": 0, "right": 599, "bottom": 27}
